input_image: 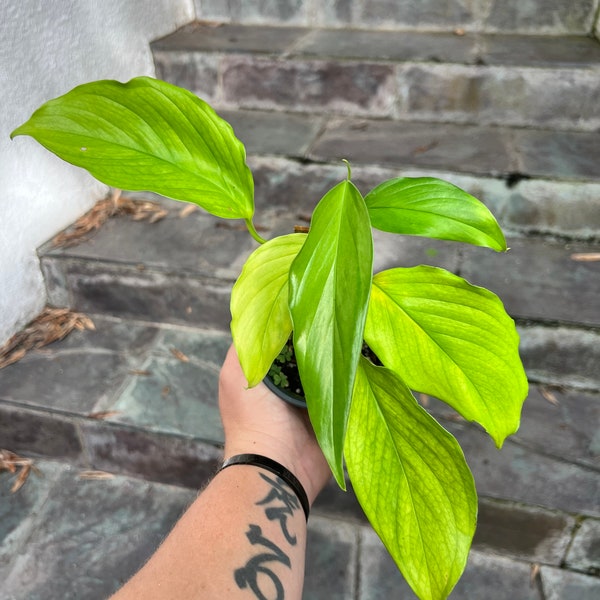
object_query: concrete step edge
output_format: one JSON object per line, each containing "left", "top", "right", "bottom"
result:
{"left": 39, "top": 235, "right": 600, "bottom": 327}
{"left": 152, "top": 24, "right": 600, "bottom": 132}
{"left": 151, "top": 23, "right": 600, "bottom": 70}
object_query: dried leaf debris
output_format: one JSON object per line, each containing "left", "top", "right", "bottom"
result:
{"left": 0, "top": 449, "right": 38, "bottom": 493}
{"left": 530, "top": 563, "right": 541, "bottom": 587}
{"left": 179, "top": 204, "right": 198, "bottom": 218}
{"left": 52, "top": 189, "right": 169, "bottom": 248}
{"left": 128, "top": 369, "right": 151, "bottom": 376}
{"left": 0, "top": 307, "right": 95, "bottom": 369}
{"left": 87, "top": 410, "right": 122, "bottom": 420}
{"left": 79, "top": 470, "right": 115, "bottom": 480}
{"left": 540, "top": 386, "right": 560, "bottom": 406}
{"left": 170, "top": 347, "right": 190, "bottom": 363}
{"left": 570, "top": 252, "right": 600, "bottom": 262}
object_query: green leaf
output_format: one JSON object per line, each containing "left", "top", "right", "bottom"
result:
{"left": 365, "top": 177, "right": 507, "bottom": 251}
{"left": 289, "top": 180, "right": 373, "bottom": 487}
{"left": 346, "top": 357, "right": 477, "bottom": 600}
{"left": 231, "top": 234, "right": 306, "bottom": 387}
{"left": 11, "top": 77, "right": 254, "bottom": 220}
{"left": 365, "top": 266, "right": 528, "bottom": 447}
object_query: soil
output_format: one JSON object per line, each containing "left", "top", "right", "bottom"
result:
{"left": 269, "top": 338, "right": 304, "bottom": 397}
{"left": 267, "top": 337, "right": 382, "bottom": 400}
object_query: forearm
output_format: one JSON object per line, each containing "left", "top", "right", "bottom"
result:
{"left": 111, "top": 345, "right": 331, "bottom": 599}
{"left": 111, "top": 464, "right": 307, "bottom": 600}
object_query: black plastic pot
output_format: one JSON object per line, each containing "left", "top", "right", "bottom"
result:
{"left": 263, "top": 374, "right": 307, "bottom": 409}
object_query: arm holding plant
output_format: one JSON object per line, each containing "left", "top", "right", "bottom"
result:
{"left": 110, "top": 345, "right": 331, "bottom": 600}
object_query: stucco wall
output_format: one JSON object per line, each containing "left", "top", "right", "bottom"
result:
{"left": 0, "top": 0, "right": 195, "bottom": 344}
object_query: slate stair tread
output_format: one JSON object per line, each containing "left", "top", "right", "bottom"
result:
{"left": 1, "top": 314, "right": 599, "bottom": 598}
{"left": 153, "top": 23, "right": 600, "bottom": 133}
{"left": 39, "top": 190, "right": 600, "bottom": 328}
{"left": 208, "top": 109, "right": 600, "bottom": 181}
{"left": 3, "top": 459, "right": 598, "bottom": 600}
{"left": 152, "top": 22, "right": 600, "bottom": 69}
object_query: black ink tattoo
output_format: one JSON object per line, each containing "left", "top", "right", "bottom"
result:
{"left": 234, "top": 472, "right": 303, "bottom": 599}
{"left": 256, "top": 473, "right": 300, "bottom": 545}
{"left": 235, "top": 524, "right": 290, "bottom": 600}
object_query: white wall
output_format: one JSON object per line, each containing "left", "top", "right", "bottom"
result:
{"left": 0, "top": 0, "right": 195, "bottom": 344}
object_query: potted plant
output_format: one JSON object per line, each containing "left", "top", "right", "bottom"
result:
{"left": 11, "top": 77, "right": 528, "bottom": 600}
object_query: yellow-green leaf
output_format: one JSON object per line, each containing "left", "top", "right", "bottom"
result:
{"left": 231, "top": 234, "right": 305, "bottom": 386}
{"left": 365, "top": 266, "right": 528, "bottom": 447}
{"left": 346, "top": 357, "right": 477, "bottom": 600}
{"left": 365, "top": 177, "right": 506, "bottom": 251}
{"left": 11, "top": 77, "right": 254, "bottom": 220}
{"left": 289, "top": 180, "right": 373, "bottom": 487}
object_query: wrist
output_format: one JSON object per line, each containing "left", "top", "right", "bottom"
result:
{"left": 223, "top": 439, "right": 320, "bottom": 507}
{"left": 219, "top": 454, "right": 310, "bottom": 521}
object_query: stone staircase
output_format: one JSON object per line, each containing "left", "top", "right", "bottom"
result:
{"left": 1, "top": 4, "right": 599, "bottom": 598}
{"left": 41, "top": 17, "right": 600, "bottom": 378}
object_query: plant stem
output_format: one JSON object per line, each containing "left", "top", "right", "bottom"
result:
{"left": 342, "top": 159, "right": 352, "bottom": 180}
{"left": 245, "top": 219, "right": 267, "bottom": 244}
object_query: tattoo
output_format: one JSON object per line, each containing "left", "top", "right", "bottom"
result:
{"left": 256, "top": 472, "right": 300, "bottom": 545}
{"left": 235, "top": 524, "right": 290, "bottom": 600}
{"left": 234, "top": 473, "right": 302, "bottom": 600}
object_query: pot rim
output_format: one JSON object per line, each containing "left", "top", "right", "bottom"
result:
{"left": 263, "top": 374, "right": 307, "bottom": 409}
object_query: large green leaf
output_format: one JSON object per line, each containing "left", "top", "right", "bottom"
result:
{"left": 365, "top": 266, "right": 527, "bottom": 447}
{"left": 231, "top": 234, "right": 306, "bottom": 387}
{"left": 289, "top": 180, "right": 373, "bottom": 487}
{"left": 11, "top": 77, "right": 254, "bottom": 220}
{"left": 346, "top": 357, "right": 477, "bottom": 600}
{"left": 365, "top": 177, "right": 506, "bottom": 251}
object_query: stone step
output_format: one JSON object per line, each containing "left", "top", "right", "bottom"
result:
{"left": 1, "top": 315, "right": 599, "bottom": 598}
{"left": 2, "top": 310, "right": 595, "bottom": 494}
{"left": 39, "top": 188, "right": 600, "bottom": 332}
{"left": 193, "top": 1, "right": 600, "bottom": 36}
{"left": 2, "top": 457, "right": 599, "bottom": 599}
{"left": 226, "top": 116, "right": 600, "bottom": 240}
{"left": 152, "top": 23, "right": 600, "bottom": 131}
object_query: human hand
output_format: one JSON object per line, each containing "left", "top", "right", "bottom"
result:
{"left": 219, "top": 344, "right": 331, "bottom": 505}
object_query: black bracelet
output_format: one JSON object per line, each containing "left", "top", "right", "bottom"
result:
{"left": 218, "top": 453, "right": 310, "bottom": 521}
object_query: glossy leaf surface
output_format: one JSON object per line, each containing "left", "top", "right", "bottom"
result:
{"left": 289, "top": 180, "right": 373, "bottom": 487}
{"left": 346, "top": 357, "right": 477, "bottom": 600}
{"left": 11, "top": 77, "right": 254, "bottom": 220}
{"left": 365, "top": 266, "right": 527, "bottom": 447}
{"left": 365, "top": 177, "right": 506, "bottom": 251}
{"left": 231, "top": 234, "right": 306, "bottom": 387}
